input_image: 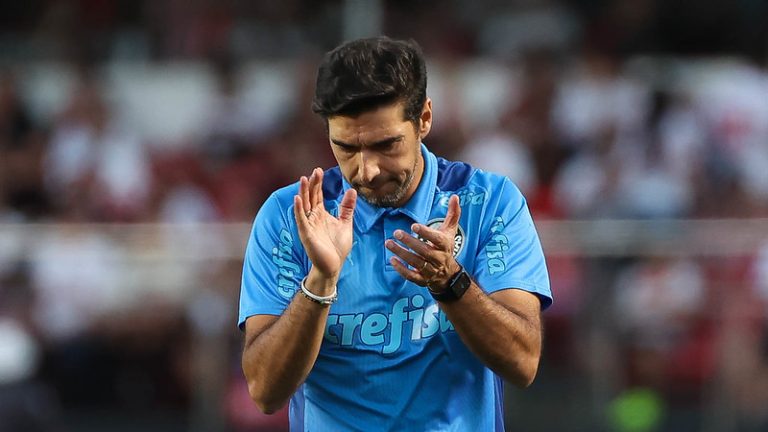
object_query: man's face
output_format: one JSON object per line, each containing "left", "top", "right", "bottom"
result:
{"left": 328, "top": 100, "right": 432, "bottom": 208}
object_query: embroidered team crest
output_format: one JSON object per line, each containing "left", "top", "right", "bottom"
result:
{"left": 424, "top": 218, "right": 465, "bottom": 257}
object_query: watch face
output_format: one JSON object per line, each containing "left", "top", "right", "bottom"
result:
{"left": 451, "top": 271, "right": 471, "bottom": 299}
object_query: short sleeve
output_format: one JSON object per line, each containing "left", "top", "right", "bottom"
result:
{"left": 238, "top": 193, "right": 307, "bottom": 330}
{"left": 472, "top": 179, "right": 552, "bottom": 309}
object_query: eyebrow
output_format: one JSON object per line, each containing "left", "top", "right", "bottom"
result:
{"left": 331, "top": 135, "right": 404, "bottom": 149}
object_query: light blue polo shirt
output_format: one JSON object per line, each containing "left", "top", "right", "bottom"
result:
{"left": 239, "top": 144, "right": 551, "bottom": 432}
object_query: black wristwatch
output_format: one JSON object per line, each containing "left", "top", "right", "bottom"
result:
{"left": 428, "top": 265, "right": 471, "bottom": 302}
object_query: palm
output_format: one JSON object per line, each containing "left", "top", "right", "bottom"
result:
{"left": 293, "top": 168, "right": 357, "bottom": 278}
{"left": 301, "top": 209, "right": 353, "bottom": 276}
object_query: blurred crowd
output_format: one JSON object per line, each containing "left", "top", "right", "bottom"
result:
{"left": 1, "top": 0, "right": 768, "bottom": 431}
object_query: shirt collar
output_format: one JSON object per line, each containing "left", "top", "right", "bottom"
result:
{"left": 344, "top": 143, "right": 437, "bottom": 232}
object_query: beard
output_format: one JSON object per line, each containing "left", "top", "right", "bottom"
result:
{"left": 352, "top": 159, "right": 418, "bottom": 208}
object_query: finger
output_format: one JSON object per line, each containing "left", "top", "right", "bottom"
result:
{"left": 410, "top": 224, "right": 451, "bottom": 251}
{"left": 393, "top": 229, "right": 443, "bottom": 261}
{"left": 293, "top": 195, "right": 309, "bottom": 233}
{"left": 385, "top": 239, "right": 426, "bottom": 270}
{"left": 389, "top": 256, "right": 427, "bottom": 286}
{"left": 339, "top": 188, "right": 357, "bottom": 222}
{"left": 441, "top": 195, "right": 461, "bottom": 231}
{"left": 300, "top": 175, "right": 312, "bottom": 213}
{"left": 311, "top": 168, "right": 324, "bottom": 209}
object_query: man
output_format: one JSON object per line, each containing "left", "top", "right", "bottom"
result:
{"left": 239, "top": 37, "right": 551, "bottom": 431}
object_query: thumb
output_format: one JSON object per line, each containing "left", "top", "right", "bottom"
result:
{"left": 338, "top": 188, "right": 357, "bottom": 222}
{"left": 441, "top": 195, "right": 461, "bottom": 231}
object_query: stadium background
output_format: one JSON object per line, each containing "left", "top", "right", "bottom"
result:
{"left": 1, "top": 0, "right": 768, "bottom": 431}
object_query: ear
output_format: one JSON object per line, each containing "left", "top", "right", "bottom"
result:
{"left": 418, "top": 98, "right": 433, "bottom": 139}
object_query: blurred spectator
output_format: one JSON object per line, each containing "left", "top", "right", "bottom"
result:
{"left": 612, "top": 256, "right": 715, "bottom": 428}
{"left": 30, "top": 226, "right": 125, "bottom": 342}
{"left": 614, "top": 257, "right": 706, "bottom": 353}
{"left": 44, "top": 72, "right": 152, "bottom": 222}
{"left": 694, "top": 61, "right": 768, "bottom": 208}
{"left": 550, "top": 52, "right": 652, "bottom": 219}
{"left": 199, "top": 54, "right": 273, "bottom": 162}
{"left": 458, "top": 131, "right": 537, "bottom": 195}
{"left": 611, "top": 91, "right": 694, "bottom": 219}
{"left": 551, "top": 130, "right": 618, "bottom": 218}
{"left": 152, "top": 152, "right": 220, "bottom": 224}
{"left": 551, "top": 51, "right": 649, "bottom": 151}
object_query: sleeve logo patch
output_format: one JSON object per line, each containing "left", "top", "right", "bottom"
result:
{"left": 272, "top": 228, "right": 300, "bottom": 298}
{"left": 485, "top": 217, "right": 509, "bottom": 274}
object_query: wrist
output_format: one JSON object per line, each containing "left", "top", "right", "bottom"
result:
{"left": 306, "top": 268, "right": 338, "bottom": 297}
{"left": 427, "top": 264, "right": 471, "bottom": 303}
{"left": 427, "top": 261, "right": 462, "bottom": 293}
{"left": 300, "top": 277, "right": 337, "bottom": 306}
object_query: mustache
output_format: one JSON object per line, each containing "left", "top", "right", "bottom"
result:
{"left": 351, "top": 177, "right": 396, "bottom": 189}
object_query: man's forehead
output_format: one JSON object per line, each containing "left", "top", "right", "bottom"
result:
{"left": 329, "top": 123, "right": 405, "bottom": 143}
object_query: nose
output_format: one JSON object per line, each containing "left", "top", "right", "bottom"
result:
{"left": 359, "top": 150, "right": 381, "bottom": 185}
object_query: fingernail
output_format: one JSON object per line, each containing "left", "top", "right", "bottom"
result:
{"left": 394, "top": 231, "right": 403, "bottom": 239}
{"left": 412, "top": 224, "right": 420, "bottom": 232}
{"left": 385, "top": 239, "right": 394, "bottom": 248}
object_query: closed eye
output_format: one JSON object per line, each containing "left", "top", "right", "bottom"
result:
{"left": 331, "top": 140, "right": 358, "bottom": 153}
{"left": 372, "top": 137, "right": 402, "bottom": 152}
{"left": 331, "top": 135, "right": 404, "bottom": 153}
{"left": 338, "top": 144, "right": 357, "bottom": 152}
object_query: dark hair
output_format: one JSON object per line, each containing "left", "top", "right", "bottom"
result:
{"left": 312, "top": 37, "right": 427, "bottom": 124}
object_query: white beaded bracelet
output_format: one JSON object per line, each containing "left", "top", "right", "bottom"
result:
{"left": 300, "top": 277, "right": 338, "bottom": 305}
